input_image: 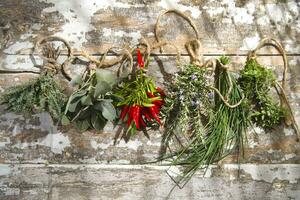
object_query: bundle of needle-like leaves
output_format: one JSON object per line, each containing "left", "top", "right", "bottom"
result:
{"left": 170, "top": 56, "right": 250, "bottom": 184}
{"left": 1, "top": 73, "right": 66, "bottom": 120}
{"left": 239, "top": 58, "right": 286, "bottom": 128}
{"left": 161, "top": 64, "right": 213, "bottom": 146}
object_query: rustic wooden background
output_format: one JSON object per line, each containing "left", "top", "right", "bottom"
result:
{"left": 1, "top": 0, "right": 300, "bottom": 199}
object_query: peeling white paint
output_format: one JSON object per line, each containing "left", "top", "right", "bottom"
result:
{"left": 225, "top": 164, "right": 300, "bottom": 184}
{"left": 203, "top": 6, "right": 224, "bottom": 17}
{"left": 116, "top": 139, "right": 143, "bottom": 151}
{"left": 285, "top": 153, "right": 297, "bottom": 160}
{"left": 90, "top": 140, "right": 112, "bottom": 150}
{"left": 12, "top": 131, "right": 71, "bottom": 154}
{"left": 102, "top": 28, "right": 142, "bottom": 44}
{"left": 0, "top": 136, "right": 10, "bottom": 149}
{"left": 221, "top": 0, "right": 254, "bottom": 24}
{"left": 158, "top": 0, "right": 201, "bottom": 18}
{"left": 3, "top": 41, "right": 34, "bottom": 54}
{"left": 1, "top": 55, "right": 39, "bottom": 71}
{"left": 240, "top": 33, "right": 260, "bottom": 51}
{"left": 0, "top": 164, "right": 11, "bottom": 176}
{"left": 11, "top": 113, "right": 71, "bottom": 154}
{"left": 42, "top": 0, "right": 145, "bottom": 49}
{"left": 257, "top": 16, "right": 270, "bottom": 26}
{"left": 265, "top": 4, "right": 293, "bottom": 24}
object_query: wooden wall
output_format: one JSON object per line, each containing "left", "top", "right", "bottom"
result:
{"left": 0, "top": 0, "right": 300, "bottom": 199}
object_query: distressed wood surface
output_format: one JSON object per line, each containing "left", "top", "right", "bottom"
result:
{"left": 1, "top": 0, "right": 300, "bottom": 199}
{"left": 0, "top": 0, "right": 300, "bottom": 55}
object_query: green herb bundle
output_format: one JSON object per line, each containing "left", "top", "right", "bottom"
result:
{"left": 1, "top": 73, "right": 66, "bottom": 120}
{"left": 161, "top": 64, "right": 213, "bottom": 146}
{"left": 239, "top": 58, "right": 286, "bottom": 128}
{"left": 62, "top": 69, "right": 118, "bottom": 131}
{"left": 169, "top": 57, "right": 250, "bottom": 185}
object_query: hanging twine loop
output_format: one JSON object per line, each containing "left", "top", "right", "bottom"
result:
{"left": 80, "top": 45, "right": 133, "bottom": 78}
{"left": 34, "top": 36, "right": 73, "bottom": 81}
{"left": 155, "top": 9, "right": 205, "bottom": 67}
{"left": 248, "top": 37, "right": 299, "bottom": 138}
{"left": 185, "top": 39, "right": 203, "bottom": 67}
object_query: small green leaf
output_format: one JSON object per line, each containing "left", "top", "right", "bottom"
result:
{"left": 81, "top": 95, "right": 93, "bottom": 106}
{"left": 68, "top": 99, "right": 81, "bottom": 112}
{"left": 94, "top": 81, "right": 111, "bottom": 97}
{"left": 91, "top": 114, "right": 106, "bottom": 130}
{"left": 96, "top": 69, "right": 117, "bottom": 86}
{"left": 100, "top": 101, "right": 116, "bottom": 121}
{"left": 61, "top": 115, "right": 70, "bottom": 125}
{"left": 76, "top": 120, "right": 90, "bottom": 131}
{"left": 70, "top": 75, "right": 82, "bottom": 86}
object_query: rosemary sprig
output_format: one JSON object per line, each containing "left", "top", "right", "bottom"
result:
{"left": 161, "top": 64, "right": 213, "bottom": 149}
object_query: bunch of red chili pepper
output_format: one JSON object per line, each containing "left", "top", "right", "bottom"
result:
{"left": 116, "top": 49, "right": 165, "bottom": 134}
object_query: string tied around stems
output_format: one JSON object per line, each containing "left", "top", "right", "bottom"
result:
{"left": 247, "top": 37, "right": 299, "bottom": 139}
{"left": 34, "top": 36, "right": 73, "bottom": 81}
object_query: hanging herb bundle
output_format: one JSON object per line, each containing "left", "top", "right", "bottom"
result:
{"left": 62, "top": 68, "right": 118, "bottom": 131}
{"left": 0, "top": 36, "right": 71, "bottom": 121}
{"left": 114, "top": 49, "right": 165, "bottom": 137}
{"left": 1, "top": 73, "right": 66, "bottom": 120}
{"left": 168, "top": 56, "right": 250, "bottom": 186}
{"left": 239, "top": 58, "right": 286, "bottom": 128}
{"left": 161, "top": 64, "right": 212, "bottom": 146}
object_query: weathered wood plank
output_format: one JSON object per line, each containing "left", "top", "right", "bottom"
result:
{"left": 1, "top": 164, "right": 300, "bottom": 200}
{"left": 1, "top": 0, "right": 299, "bottom": 54}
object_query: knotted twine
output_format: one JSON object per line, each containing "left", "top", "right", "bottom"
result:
{"left": 34, "top": 36, "right": 73, "bottom": 81}
{"left": 80, "top": 45, "right": 133, "bottom": 80}
{"left": 247, "top": 38, "right": 300, "bottom": 138}
{"left": 155, "top": 9, "right": 242, "bottom": 108}
{"left": 0, "top": 36, "right": 73, "bottom": 81}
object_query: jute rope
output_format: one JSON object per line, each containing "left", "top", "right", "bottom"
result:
{"left": 155, "top": 9, "right": 241, "bottom": 108}
{"left": 0, "top": 36, "right": 73, "bottom": 80}
{"left": 34, "top": 36, "right": 73, "bottom": 81}
{"left": 80, "top": 46, "right": 133, "bottom": 78}
{"left": 248, "top": 37, "right": 299, "bottom": 138}
{"left": 154, "top": 9, "right": 203, "bottom": 67}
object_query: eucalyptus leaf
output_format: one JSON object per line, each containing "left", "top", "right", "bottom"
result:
{"left": 94, "top": 81, "right": 111, "bottom": 98}
{"left": 91, "top": 114, "right": 106, "bottom": 130}
{"left": 61, "top": 115, "right": 70, "bottom": 125}
{"left": 96, "top": 69, "right": 117, "bottom": 86}
{"left": 76, "top": 120, "right": 90, "bottom": 131}
{"left": 68, "top": 99, "right": 81, "bottom": 112}
{"left": 100, "top": 101, "right": 116, "bottom": 121}
{"left": 70, "top": 75, "right": 82, "bottom": 86}
{"left": 81, "top": 95, "right": 93, "bottom": 106}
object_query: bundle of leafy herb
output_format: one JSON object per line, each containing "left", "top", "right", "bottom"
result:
{"left": 1, "top": 73, "right": 66, "bottom": 120}
{"left": 62, "top": 68, "right": 118, "bottom": 131}
{"left": 161, "top": 64, "right": 213, "bottom": 147}
{"left": 169, "top": 56, "right": 250, "bottom": 185}
{"left": 114, "top": 49, "right": 165, "bottom": 138}
{"left": 239, "top": 58, "right": 286, "bottom": 128}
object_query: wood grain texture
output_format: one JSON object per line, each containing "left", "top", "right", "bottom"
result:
{"left": 1, "top": 0, "right": 300, "bottom": 199}
{"left": 0, "top": 0, "right": 299, "bottom": 54}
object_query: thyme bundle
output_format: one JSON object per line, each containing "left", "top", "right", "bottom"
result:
{"left": 239, "top": 57, "right": 286, "bottom": 129}
{"left": 1, "top": 73, "right": 66, "bottom": 120}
